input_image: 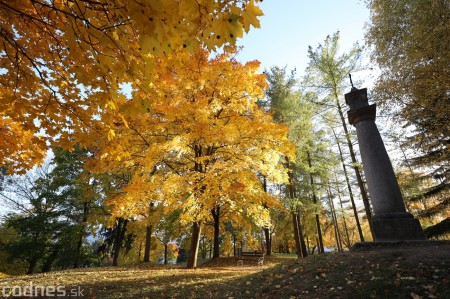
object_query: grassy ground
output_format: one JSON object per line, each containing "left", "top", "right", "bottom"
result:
{"left": 1, "top": 242, "right": 448, "bottom": 298}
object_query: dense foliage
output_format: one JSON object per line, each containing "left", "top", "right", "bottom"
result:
{"left": 366, "top": 0, "right": 449, "bottom": 236}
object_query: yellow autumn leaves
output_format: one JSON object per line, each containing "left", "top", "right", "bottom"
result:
{"left": 0, "top": 0, "right": 265, "bottom": 173}
{"left": 92, "top": 48, "right": 294, "bottom": 224}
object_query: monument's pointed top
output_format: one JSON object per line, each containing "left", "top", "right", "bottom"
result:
{"left": 349, "top": 73, "right": 359, "bottom": 92}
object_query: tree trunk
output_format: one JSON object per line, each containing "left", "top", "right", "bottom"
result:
{"left": 209, "top": 241, "right": 212, "bottom": 258}
{"left": 296, "top": 213, "right": 308, "bottom": 257}
{"left": 113, "top": 218, "right": 128, "bottom": 266}
{"left": 164, "top": 243, "right": 168, "bottom": 265}
{"left": 314, "top": 214, "right": 324, "bottom": 253}
{"left": 307, "top": 151, "right": 324, "bottom": 254}
{"left": 292, "top": 212, "right": 302, "bottom": 258}
{"left": 27, "top": 257, "right": 39, "bottom": 275}
{"left": 42, "top": 248, "right": 60, "bottom": 272}
{"left": 285, "top": 157, "right": 308, "bottom": 257}
{"left": 143, "top": 224, "right": 153, "bottom": 262}
{"left": 335, "top": 100, "right": 373, "bottom": 236}
{"left": 138, "top": 241, "right": 142, "bottom": 260}
{"left": 306, "top": 236, "right": 311, "bottom": 255}
{"left": 112, "top": 218, "right": 123, "bottom": 266}
{"left": 186, "top": 221, "right": 202, "bottom": 268}
{"left": 200, "top": 235, "right": 206, "bottom": 259}
{"left": 327, "top": 186, "right": 342, "bottom": 252}
{"left": 333, "top": 128, "right": 365, "bottom": 242}
{"left": 143, "top": 203, "right": 155, "bottom": 263}
{"left": 74, "top": 202, "right": 89, "bottom": 268}
{"left": 212, "top": 206, "right": 220, "bottom": 258}
{"left": 261, "top": 175, "right": 272, "bottom": 256}
{"left": 334, "top": 178, "right": 352, "bottom": 248}
{"left": 263, "top": 227, "right": 272, "bottom": 256}
{"left": 74, "top": 228, "right": 84, "bottom": 268}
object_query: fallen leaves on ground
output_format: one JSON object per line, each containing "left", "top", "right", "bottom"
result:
{"left": 0, "top": 243, "right": 448, "bottom": 298}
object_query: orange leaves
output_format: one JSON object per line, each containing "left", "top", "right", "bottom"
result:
{"left": 0, "top": 0, "right": 264, "bottom": 173}
{"left": 0, "top": 118, "right": 45, "bottom": 174}
{"left": 113, "top": 0, "right": 264, "bottom": 54}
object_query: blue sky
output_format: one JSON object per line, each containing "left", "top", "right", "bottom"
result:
{"left": 236, "top": 0, "right": 370, "bottom": 77}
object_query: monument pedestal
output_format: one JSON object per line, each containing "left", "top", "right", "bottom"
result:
{"left": 371, "top": 213, "right": 425, "bottom": 241}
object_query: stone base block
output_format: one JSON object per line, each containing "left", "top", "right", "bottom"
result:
{"left": 351, "top": 240, "right": 450, "bottom": 251}
{"left": 372, "top": 216, "right": 426, "bottom": 241}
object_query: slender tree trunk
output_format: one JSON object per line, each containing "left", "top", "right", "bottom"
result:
{"left": 164, "top": 243, "right": 168, "bottom": 265}
{"left": 212, "top": 206, "right": 220, "bottom": 258}
{"left": 332, "top": 217, "right": 341, "bottom": 252}
{"left": 261, "top": 175, "right": 272, "bottom": 256}
{"left": 285, "top": 157, "right": 308, "bottom": 257}
{"left": 306, "top": 236, "right": 311, "bottom": 255}
{"left": 118, "top": 219, "right": 128, "bottom": 262}
{"left": 335, "top": 178, "right": 352, "bottom": 248}
{"left": 74, "top": 227, "right": 84, "bottom": 268}
{"left": 143, "top": 202, "right": 154, "bottom": 262}
{"left": 335, "top": 100, "right": 373, "bottom": 236}
{"left": 333, "top": 129, "right": 365, "bottom": 242}
{"left": 307, "top": 152, "right": 324, "bottom": 254}
{"left": 74, "top": 202, "right": 89, "bottom": 268}
{"left": 263, "top": 227, "right": 272, "bottom": 256}
{"left": 209, "top": 241, "right": 212, "bottom": 258}
{"left": 292, "top": 212, "right": 302, "bottom": 258}
{"left": 138, "top": 241, "right": 142, "bottom": 260}
{"left": 331, "top": 191, "right": 343, "bottom": 252}
{"left": 296, "top": 212, "right": 308, "bottom": 257}
{"left": 314, "top": 214, "right": 324, "bottom": 253}
{"left": 74, "top": 233, "right": 83, "bottom": 269}
{"left": 187, "top": 221, "right": 202, "bottom": 268}
{"left": 327, "top": 186, "right": 342, "bottom": 252}
{"left": 200, "top": 236, "right": 206, "bottom": 259}
{"left": 144, "top": 224, "right": 153, "bottom": 262}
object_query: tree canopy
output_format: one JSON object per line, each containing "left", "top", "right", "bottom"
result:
{"left": 0, "top": 0, "right": 264, "bottom": 173}
{"left": 91, "top": 49, "right": 293, "bottom": 220}
{"left": 365, "top": 0, "right": 450, "bottom": 181}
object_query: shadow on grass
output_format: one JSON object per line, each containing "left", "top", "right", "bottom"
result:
{"left": 1, "top": 244, "right": 449, "bottom": 298}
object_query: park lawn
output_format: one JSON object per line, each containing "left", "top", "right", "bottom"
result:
{"left": 1, "top": 242, "right": 449, "bottom": 298}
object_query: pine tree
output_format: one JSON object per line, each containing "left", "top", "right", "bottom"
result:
{"left": 304, "top": 32, "right": 373, "bottom": 237}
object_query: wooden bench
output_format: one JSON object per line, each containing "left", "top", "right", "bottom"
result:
{"left": 237, "top": 251, "right": 264, "bottom": 266}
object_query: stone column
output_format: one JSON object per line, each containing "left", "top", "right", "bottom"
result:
{"left": 345, "top": 88, "right": 425, "bottom": 241}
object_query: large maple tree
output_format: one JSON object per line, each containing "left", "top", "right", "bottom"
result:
{"left": 90, "top": 49, "right": 294, "bottom": 267}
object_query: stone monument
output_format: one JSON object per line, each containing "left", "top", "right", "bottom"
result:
{"left": 345, "top": 87, "right": 425, "bottom": 241}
